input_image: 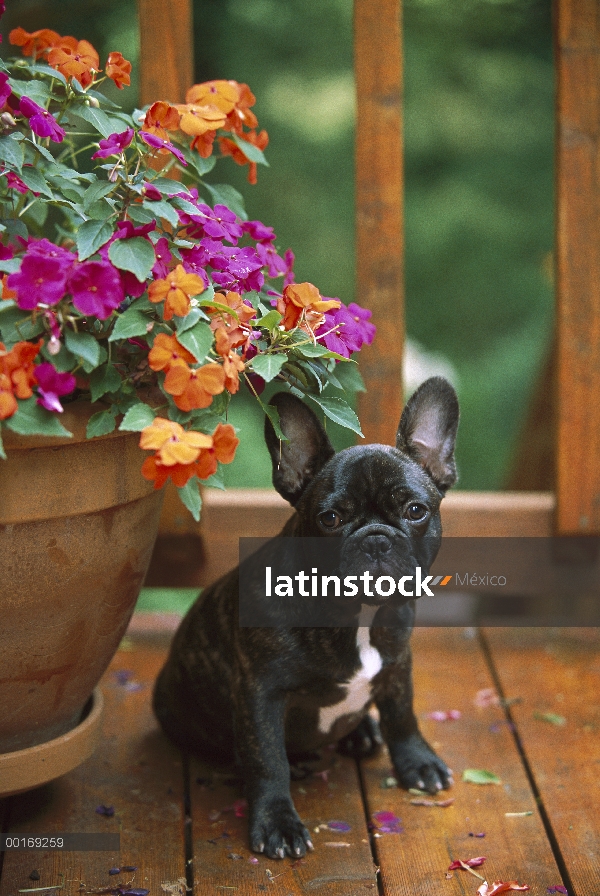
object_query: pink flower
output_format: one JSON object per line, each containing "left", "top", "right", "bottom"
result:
{"left": 152, "top": 237, "right": 172, "bottom": 279}
{"left": 91, "top": 128, "right": 134, "bottom": 159}
{"left": 140, "top": 130, "right": 187, "bottom": 166}
{"left": 35, "top": 362, "right": 76, "bottom": 412}
{"left": 317, "top": 301, "right": 375, "bottom": 358}
{"left": 0, "top": 73, "right": 11, "bottom": 107}
{"left": 20, "top": 96, "right": 65, "bottom": 142}
{"left": 142, "top": 182, "right": 162, "bottom": 201}
{"left": 8, "top": 253, "right": 71, "bottom": 309}
{"left": 67, "top": 260, "right": 124, "bottom": 318}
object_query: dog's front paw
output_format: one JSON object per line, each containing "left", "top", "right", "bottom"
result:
{"left": 250, "top": 796, "right": 313, "bottom": 859}
{"left": 390, "top": 733, "right": 453, "bottom": 794}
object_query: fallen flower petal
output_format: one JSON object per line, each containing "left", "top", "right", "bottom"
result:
{"left": 546, "top": 887, "right": 568, "bottom": 894}
{"left": 323, "top": 842, "right": 351, "bottom": 847}
{"left": 474, "top": 688, "right": 500, "bottom": 708}
{"left": 477, "top": 882, "right": 530, "bottom": 895}
{"left": 534, "top": 712, "right": 566, "bottom": 726}
{"left": 327, "top": 821, "right": 351, "bottom": 832}
{"left": 427, "top": 710, "right": 462, "bottom": 721}
{"left": 95, "top": 805, "right": 115, "bottom": 817}
{"left": 469, "top": 832, "right": 486, "bottom": 838}
{"left": 448, "top": 856, "right": 487, "bottom": 871}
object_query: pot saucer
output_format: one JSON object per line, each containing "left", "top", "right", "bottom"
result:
{"left": 0, "top": 688, "right": 103, "bottom": 798}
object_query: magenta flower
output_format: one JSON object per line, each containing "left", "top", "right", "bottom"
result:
{"left": 194, "top": 203, "right": 243, "bottom": 243}
{"left": 20, "top": 96, "right": 65, "bottom": 143}
{"left": 152, "top": 237, "right": 172, "bottom": 279}
{"left": 67, "top": 260, "right": 124, "bottom": 318}
{"left": 91, "top": 128, "right": 134, "bottom": 159}
{"left": 3, "top": 170, "right": 30, "bottom": 194}
{"left": 139, "top": 131, "right": 187, "bottom": 166}
{"left": 317, "top": 301, "right": 376, "bottom": 357}
{"left": 0, "top": 73, "right": 11, "bottom": 107}
{"left": 142, "top": 182, "right": 162, "bottom": 201}
{"left": 28, "top": 238, "right": 75, "bottom": 264}
{"left": 35, "top": 362, "right": 76, "bottom": 413}
{"left": 8, "top": 253, "right": 70, "bottom": 309}
{"left": 241, "top": 220, "right": 275, "bottom": 242}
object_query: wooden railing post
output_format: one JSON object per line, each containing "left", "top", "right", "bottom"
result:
{"left": 555, "top": 0, "right": 600, "bottom": 534}
{"left": 354, "top": 0, "right": 404, "bottom": 445}
{"left": 137, "top": 0, "right": 194, "bottom": 105}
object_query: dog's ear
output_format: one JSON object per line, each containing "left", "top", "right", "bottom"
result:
{"left": 265, "top": 393, "right": 335, "bottom": 506}
{"left": 396, "top": 377, "right": 459, "bottom": 492}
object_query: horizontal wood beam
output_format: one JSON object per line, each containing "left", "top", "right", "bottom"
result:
{"left": 196, "top": 489, "right": 555, "bottom": 584}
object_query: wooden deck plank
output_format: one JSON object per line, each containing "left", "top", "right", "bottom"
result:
{"left": 484, "top": 627, "right": 600, "bottom": 895}
{"left": 0, "top": 631, "right": 186, "bottom": 896}
{"left": 188, "top": 752, "right": 376, "bottom": 893}
{"left": 361, "top": 628, "right": 564, "bottom": 894}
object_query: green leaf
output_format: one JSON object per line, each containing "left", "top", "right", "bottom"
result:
{"left": 462, "top": 768, "right": 502, "bottom": 785}
{"left": 176, "top": 320, "right": 213, "bottom": 363}
{"left": 0, "top": 257, "right": 20, "bottom": 275}
{"left": 0, "top": 306, "right": 44, "bottom": 346}
{"left": 109, "top": 237, "right": 156, "bottom": 282}
{"left": 108, "top": 307, "right": 151, "bottom": 342}
{"left": 183, "top": 149, "right": 216, "bottom": 178}
{"left": 533, "top": 712, "right": 566, "bottom": 726}
{"left": 256, "top": 309, "right": 282, "bottom": 331}
{"left": 231, "top": 132, "right": 269, "bottom": 166}
{"left": 150, "top": 177, "right": 191, "bottom": 196}
{"left": 4, "top": 397, "right": 73, "bottom": 438}
{"left": 262, "top": 403, "right": 287, "bottom": 441}
{"left": 0, "top": 428, "right": 5, "bottom": 460}
{"left": 251, "top": 353, "right": 287, "bottom": 383}
{"left": 328, "top": 360, "right": 366, "bottom": 393}
{"left": 205, "top": 466, "right": 226, "bottom": 490}
{"left": 126, "top": 204, "right": 155, "bottom": 226}
{"left": 82, "top": 180, "right": 115, "bottom": 212}
{"left": 119, "top": 402, "right": 156, "bottom": 431}
{"left": 86, "top": 408, "right": 117, "bottom": 438}
{"left": 175, "top": 305, "right": 210, "bottom": 334}
{"left": 0, "top": 135, "right": 24, "bottom": 171}
{"left": 202, "top": 183, "right": 247, "bottom": 220}
{"left": 142, "top": 199, "right": 180, "bottom": 228}
{"left": 177, "top": 478, "right": 202, "bottom": 521}
{"left": 76, "top": 219, "right": 113, "bottom": 261}
{"left": 70, "top": 104, "right": 123, "bottom": 138}
{"left": 89, "top": 363, "right": 123, "bottom": 401}
{"left": 308, "top": 395, "right": 363, "bottom": 436}
{"left": 172, "top": 196, "right": 204, "bottom": 218}
{"left": 64, "top": 330, "right": 107, "bottom": 372}
{"left": 16, "top": 167, "right": 53, "bottom": 198}
{"left": 11, "top": 78, "right": 50, "bottom": 105}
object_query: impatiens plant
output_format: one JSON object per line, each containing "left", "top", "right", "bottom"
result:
{"left": 0, "top": 17, "right": 375, "bottom": 518}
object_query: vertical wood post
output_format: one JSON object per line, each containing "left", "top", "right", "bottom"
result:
{"left": 137, "top": 0, "right": 194, "bottom": 105}
{"left": 555, "top": 0, "right": 600, "bottom": 533}
{"left": 354, "top": 0, "right": 404, "bottom": 445}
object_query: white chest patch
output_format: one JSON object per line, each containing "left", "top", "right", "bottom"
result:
{"left": 318, "top": 607, "right": 383, "bottom": 734}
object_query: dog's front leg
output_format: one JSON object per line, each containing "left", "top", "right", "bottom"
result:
{"left": 375, "top": 645, "right": 453, "bottom": 794}
{"left": 233, "top": 683, "right": 313, "bottom": 859}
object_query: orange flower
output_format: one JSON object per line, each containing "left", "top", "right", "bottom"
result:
{"left": 225, "top": 82, "right": 258, "bottom": 135}
{"left": 47, "top": 39, "right": 100, "bottom": 88}
{"left": 178, "top": 103, "right": 227, "bottom": 139}
{"left": 219, "top": 129, "right": 269, "bottom": 184}
{"left": 0, "top": 339, "right": 41, "bottom": 419}
{"left": 185, "top": 80, "right": 240, "bottom": 114}
{"left": 276, "top": 282, "right": 341, "bottom": 332}
{"left": 1, "top": 275, "right": 16, "bottom": 301}
{"left": 105, "top": 52, "right": 132, "bottom": 90}
{"left": 9, "top": 27, "right": 62, "bottom": 59}
{"left": 143, "top": 101, "right": 181, "bottom": 141}
{"left": 140, "top": 417, "right": 213, "bottom": 489}
{"left": 163, "top": 360, "right": 226, "bottom": 411}
{"left": 148, "top": 265, "right": 205, "bottom": 321}
{"left": 206, "top": 290, "right": 256, "bottom": 342}
{"left": 148, "top": 332, "right": 195, "bottom": 373}
{"left": 195, "top": 422, "right": 239, "bottom": 479}
{"left": 214, "top": 327, "right": 245, "bottom": 394}
{"left": 190, "top": 131, "right": 218, "bottom": 159}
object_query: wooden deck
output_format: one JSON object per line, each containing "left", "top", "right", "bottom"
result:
{"left": 1, "top": 621, "right": 598, "bottom": 896}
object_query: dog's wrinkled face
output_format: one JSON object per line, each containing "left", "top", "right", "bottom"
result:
{"left": 296, "top": 445, "right": 443, "bottom": 603}
{"left": 264, "top": 377, "right": 459, "bottom": 612}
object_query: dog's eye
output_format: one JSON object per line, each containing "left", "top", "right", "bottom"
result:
{"left": 405, "top": 503, "right": 428, "bottom": 522}
{"left": 319, "top": 510, "right": 342, "bottom": 529}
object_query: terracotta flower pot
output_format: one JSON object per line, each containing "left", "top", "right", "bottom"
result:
{"left": 0, "top": 402, "right": 164, "bottom": 765}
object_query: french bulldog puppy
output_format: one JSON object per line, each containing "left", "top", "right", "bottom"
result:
{"left": 153, "top": 376, "right": 459, "bottom": 859}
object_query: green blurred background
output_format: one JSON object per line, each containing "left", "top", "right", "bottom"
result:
{"left": 2, "top": 0, "right": 554, "bottom": 491}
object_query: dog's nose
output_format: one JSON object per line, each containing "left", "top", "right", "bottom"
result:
{"left": 361, "top": 533, "right": 392, "bottom": 561}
